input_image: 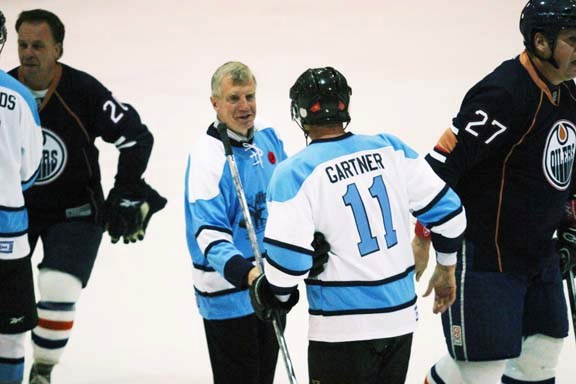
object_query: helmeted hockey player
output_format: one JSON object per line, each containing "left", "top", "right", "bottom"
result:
{"left": 414, "top": 1, "right": 576, "bottom": 383}
{"left": 184, "top": 61, "right": 289, "bottom": 384}
{"left": 0, "top": 9, "right": 43, "bottom": 384}
{"left": 9, "top": 9, "right": 166, "bottom": 383}
{"left": 249, "top": 67, "right": 466, "bottom": 384}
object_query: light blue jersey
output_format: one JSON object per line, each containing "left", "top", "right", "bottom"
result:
{"left": 0, "top": 70, "right": 42, "bottom": 260}
{"left": 263, "top": 132, "right": 465, "bottom": 342}
{"left": 185, "top": 121, "right": 287, "bottom": 320}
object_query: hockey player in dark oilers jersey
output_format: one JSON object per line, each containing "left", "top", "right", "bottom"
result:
{"left": 0, "top": 10, "right": 43, "bottom": 384}
{"left": 9, "top": 9, "right": 166, "bottom": 384}
{"left": 249, "top": 67, "right": 466, "bottom": 384}
{"left": 413, "top": 1, "right": 576, "bottom": 383}
{"left": 184, "top": 61, "right": 290, "bottom": 384}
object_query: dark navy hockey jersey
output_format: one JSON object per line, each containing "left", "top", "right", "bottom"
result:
{"left": 9, "top": 63, "right": 153, "bottom": 222}
{"left": 427, "top": 52, "right": 576, "bottom": 273}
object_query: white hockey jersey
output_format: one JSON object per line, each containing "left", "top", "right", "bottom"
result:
{"left": 0, "top": 70, "right": 42, "bottom": 260}
{"left": 263, "top": 132, "right": 466, "bottom": 342}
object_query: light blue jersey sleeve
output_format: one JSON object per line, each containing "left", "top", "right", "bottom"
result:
{"left": 264, "top": 160, "right": 316, "bottom": 294}
{"left": 184, "top": 133, "right": 255, "bottom": 288}
{"left": 393, "top": 134, "right": 466, "bottom": 263}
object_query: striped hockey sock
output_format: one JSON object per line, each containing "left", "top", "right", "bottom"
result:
{"left": 32, "top": 301, "right": 76, "bottom": 364}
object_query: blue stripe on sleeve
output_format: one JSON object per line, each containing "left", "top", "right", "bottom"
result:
{"left": 416, "top": 187, "right": 462, "bottom": 226}
{"left": 0, "top": 208, "right": 28, "bottom": 235}
{"left": 307, "top": 269, "right": 415, "bottom": 315}
{"left": 265, "top": 239, "right": 312, "bottom": 274}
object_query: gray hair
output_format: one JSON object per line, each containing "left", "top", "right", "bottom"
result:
{"left": 211, "top": 61, "right": 256, "bottom": 97}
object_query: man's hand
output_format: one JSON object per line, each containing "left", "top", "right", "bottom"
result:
{"left": 412, "top": 235, "right": 431, "bottom": 282}
{"left": 423, "top": 264, "right": 456, "bottom": 314}
{"left": 106, "top": 199, "right": 150, "bottom": 243}
{"left": 246, "top": 266, "right": 260, "bottom": 286}
{"left": 249, "top": 274, "right": 299, "bottom": 321}
{"left": 103, "top": 180, "right": 167, "bottom": 244}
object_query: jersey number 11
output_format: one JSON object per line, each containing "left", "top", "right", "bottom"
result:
{"left": 343, "top": 175, "right": 398, "bottom": 257}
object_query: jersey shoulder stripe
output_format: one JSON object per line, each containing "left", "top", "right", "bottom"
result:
{"left": 269, "top": 132, "right": 417, "bottom": 203}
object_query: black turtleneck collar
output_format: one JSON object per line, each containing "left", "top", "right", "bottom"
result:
{"left": 206, "top": 122, "right": 254, "bottom": 147}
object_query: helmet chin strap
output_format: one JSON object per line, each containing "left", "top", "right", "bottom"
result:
{"left": 303, "top": 125, "right": 311, "bottom": 146}
{"left": 539, "top": 38, "right": 560, "bottom": 69}
{"left": 534, "top": 31, "right": 562, "bottom": 69}
{"left": 293, "top": 118, "right": 311, "bottom": 146}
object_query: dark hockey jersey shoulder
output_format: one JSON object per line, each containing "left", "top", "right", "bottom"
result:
{"left": 426, "top": 52, "right": 576, "bottom": 273}
{"left": 455, "top": 57, "right": 536, "bottom": 157}
{"left": 9, "top": 63, "right": 153, "bottom": 222}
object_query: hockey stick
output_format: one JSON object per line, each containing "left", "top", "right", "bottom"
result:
{"left": 217, "top": 123, "right": 299, "bottom": 384}
{"left": 566, "top": 270, "right": 576, "bottom": 343}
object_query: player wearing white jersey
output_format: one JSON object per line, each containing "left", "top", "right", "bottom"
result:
{"left": 249, "top": 67, "right": 466, "bottom": 384}
{"left": 0, "top": 10, "right": 43, "bottom": 384}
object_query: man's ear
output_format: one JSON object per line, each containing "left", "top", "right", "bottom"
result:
{"left": 534, "top": 32, "right": 553, "bottom": 59}
{"left": 55, "top": 42, "right": 63, "bottom": 59}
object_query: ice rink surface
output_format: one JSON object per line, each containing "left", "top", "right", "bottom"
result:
{"left": 1, "top": 0, "right": 575, "bottom": 382}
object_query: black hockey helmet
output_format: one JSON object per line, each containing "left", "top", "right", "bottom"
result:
{"left": 289, "top": 67, "right": 352, "bottom": 128}
{"left": 520, "top": 0, "right": 576, "bottom": 53}
{"left": 0, "top": 11, "right": 6, "bottom": 47}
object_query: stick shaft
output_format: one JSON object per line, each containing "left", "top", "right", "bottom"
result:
{"left": 217, "top": 124, "right": 298, "bottom": 383}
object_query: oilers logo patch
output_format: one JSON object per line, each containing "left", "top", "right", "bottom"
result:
{"left": 36, "top": 128, "right": 67, "bottom": 185}
{"left": 543, "top": 120, "right": 576, "bottom": 191}
{"left": 451, "top": 325, "right": 463, "bottom": 346}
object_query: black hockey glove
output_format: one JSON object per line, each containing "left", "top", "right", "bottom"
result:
{"left": 557, "top": 226, "right": 576, "bottom": 279}
{"left": 249, "top": 274, "right": 299, "bottom": 321}
{"left": 103, "top": 180, "right": 167, "bottom": 244}
{"left": 310, "top": 232, "right": 330, "bottom": 278}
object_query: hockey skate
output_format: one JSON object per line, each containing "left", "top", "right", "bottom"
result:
{"left": 29, "top": 363, "right": 53, "bottom": 384}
